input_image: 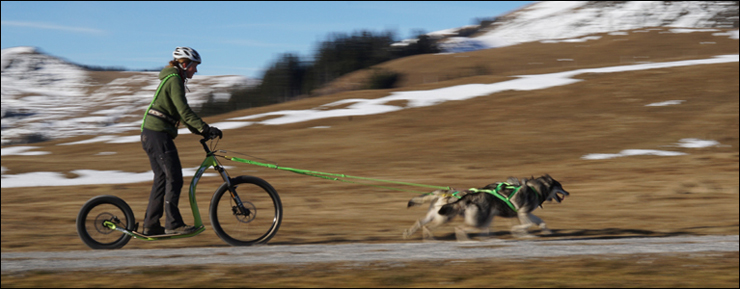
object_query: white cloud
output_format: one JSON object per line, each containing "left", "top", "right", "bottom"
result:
{"left": 1, "top": 20, "right": 106, "bottom": 35}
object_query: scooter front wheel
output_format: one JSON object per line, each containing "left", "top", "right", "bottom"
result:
{"left": 76, "top": 195, "right": 135, "bottom": 249}
{"left": 210, "top": 176, "right": 282, "bottom": 246}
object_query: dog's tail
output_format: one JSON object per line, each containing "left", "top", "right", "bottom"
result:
{"left": 408, "top": 189, "right": 456, "bottom": 208}
{"left": 407, "top": 191, "right": 440, "bottom": 208}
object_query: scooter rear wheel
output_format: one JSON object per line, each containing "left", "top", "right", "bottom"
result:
{"left": 76, "top": 195, "right": 135, "bottom": 249}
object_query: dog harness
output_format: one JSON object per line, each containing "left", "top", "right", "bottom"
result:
{"left": 451, "top": 182, "right": 537, "bottom": 212}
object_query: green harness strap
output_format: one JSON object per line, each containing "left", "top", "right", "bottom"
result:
{"left": 141, "top": 73, "right": 180, "bottom": 131}
{"left": 470, "top": 182, "right": 522, "bottom": 212}
{"left": 466, "top": 183, "right": 523, "bottom": 212}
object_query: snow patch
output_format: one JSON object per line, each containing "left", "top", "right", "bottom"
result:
{"left": 1, "top": 166, "right": 218, "bottom": 188}
{"left": 645, "top": 100, "right": 685, "bottom": 106}
{"left": 581, "top": 149, "right": 687, "bottom": 160}
{"left": 1, "top": 146, "right": 51, "bottom": 156}
{"left": 676, "top": 138, "right": 721, "bottom": 148}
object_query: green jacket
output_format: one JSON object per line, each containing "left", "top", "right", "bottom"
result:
{"left": 141, "top": 67, "right": 208, "bottom": 139}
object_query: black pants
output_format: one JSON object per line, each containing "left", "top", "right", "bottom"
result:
{"left": 141, "top": 128, "right": 185, "bottom": 230}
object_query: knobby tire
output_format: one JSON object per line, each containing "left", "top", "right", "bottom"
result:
{"left": 209, "top": 176, "right": 282, "bottom": 246}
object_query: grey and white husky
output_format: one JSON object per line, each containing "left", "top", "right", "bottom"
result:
{"left": 403, "top": 175, "right": 569, "bottom": 241}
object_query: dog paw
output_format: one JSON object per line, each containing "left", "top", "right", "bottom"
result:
{"left": 540, "top": 229, "right": 553, "bottom": 235}
{"left": 402, "top": 230, "right": 411, "bottom": 239}
{"left": 422, "top": 227, "right": 436, "bottom": 240}
{"left": 455, "top": 228, "right": 471, "bottom": 242}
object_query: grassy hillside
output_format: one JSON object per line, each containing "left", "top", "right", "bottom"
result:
{"left": 322, "top": 28, "right": 739, "bottom": 92}
{"left": 2, "top": 27, "right": 737, "bottom": 251}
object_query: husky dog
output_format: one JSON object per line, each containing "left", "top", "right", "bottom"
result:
{"left": 403, "top": 175, "right": 569, "bottom": 241}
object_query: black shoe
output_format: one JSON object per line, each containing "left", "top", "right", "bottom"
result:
{"left": 165, "top": 225, "right": 198, "bottom": 235}
{"left": 143, "top": 225, "right": 165, "bottom": 236}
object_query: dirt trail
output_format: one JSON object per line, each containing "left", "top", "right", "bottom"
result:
{"left": 2, "top": 235, "right": 737, "bottom": 272}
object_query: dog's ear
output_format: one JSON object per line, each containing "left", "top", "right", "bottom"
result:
{"left": 506, "top": 177, "right": 521, "bottom": 186}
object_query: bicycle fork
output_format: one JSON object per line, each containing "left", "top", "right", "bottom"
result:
{"left": 215, "top": 164, "right": 251, "bottom": 217}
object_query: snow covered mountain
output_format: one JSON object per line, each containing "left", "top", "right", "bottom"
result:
{"left": 1, "top": 47, "right": 256, "bottom": 145}
{"left": 433, "top": 1, "right": 739, "bottom": 52}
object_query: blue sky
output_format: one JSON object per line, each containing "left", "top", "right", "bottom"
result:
{"left": 1, "top": 1, "right": 533, "bottom": 78}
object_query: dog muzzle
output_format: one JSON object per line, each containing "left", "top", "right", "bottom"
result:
{"left": 551, "top": 189, "right": 569, "bottom": 203}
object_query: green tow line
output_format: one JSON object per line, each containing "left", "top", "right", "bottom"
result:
{"left": 225, "top": 156, "right": 450, "bottom": 194}
{"left": 224, "top": 155, "right": 535, "bottom": 212}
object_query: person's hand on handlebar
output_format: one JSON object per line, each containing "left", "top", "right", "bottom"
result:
{"left": 202, "top": 125, "right": 223, "bottom": 140}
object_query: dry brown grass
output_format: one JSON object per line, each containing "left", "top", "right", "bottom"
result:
{"left": 1, "top": 28, "right": 738, "bottom": 286}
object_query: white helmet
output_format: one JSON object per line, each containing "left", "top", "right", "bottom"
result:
{"left": 173, "top": 47, "right": 201, "bottom": 63}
